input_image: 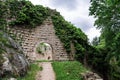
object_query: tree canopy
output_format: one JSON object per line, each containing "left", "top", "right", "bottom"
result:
{"left": 90, "top": 0, "right": 120, "bottom": 79}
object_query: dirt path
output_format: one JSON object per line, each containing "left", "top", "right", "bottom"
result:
{"left": 36, "top": 62, "right": 56, "bottom": 80}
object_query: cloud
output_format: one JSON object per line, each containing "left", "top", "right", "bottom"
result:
{"left": 49, "top": 0, "right": 78, "bottom": 10}
{"left": 71, "top": 17, "right": 101, "bottom": 42}
{"left": 29, "top": 0, "right": 41, "bottom": 5}
{"left": 73, "top": 19, "right": 92, "bottom": 32}
{"left": 86, "top": 27, "right": 101, "bottom": 42}
{"left": 71, "top": 16, "right": 94, "bottom": 30}
{"left": 29, "top": 0, "right": 101, "bottom": 42}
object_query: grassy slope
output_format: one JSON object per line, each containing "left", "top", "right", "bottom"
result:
{"left": 52, "top": 61, "right": 88, "bottom": 80}
{"left": 17, "top": 63, "right": 41, "bottom": 80}
{"left": 2, "top": 63, "right": 41, "bottom": 80}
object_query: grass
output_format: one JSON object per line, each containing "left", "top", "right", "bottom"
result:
{"left": 52, "top": 61, "right": 88, "bottom": 80}
{"left": 17, "top": 63, "right": 42, "bottom": 80}
{"left": 36, "top": 60, "right": 53, "bottom": 62}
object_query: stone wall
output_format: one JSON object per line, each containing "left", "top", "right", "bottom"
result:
{"left": 8, "top": 18, "right": 70, "bottom": 60}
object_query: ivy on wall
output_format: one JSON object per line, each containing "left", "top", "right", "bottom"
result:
{"left": 1, "top": 0, "right": 93, "bottom": 63}
{"left": 6, "top": 0, "right": 49, "bottom": 28}
{"left": 0, "top": 0, "right": 97, "bottom": 66}
{"left": 51, "top": 11, "right": 89, "bottom": 61}
{"left": 2, "top": 1, "right": 119, "bottom": 79}
{"left": 4, "top": 0, "right": 89, "bottom": 59}
{"left": 0, "top": 0, "right": 106, "bottom": 78}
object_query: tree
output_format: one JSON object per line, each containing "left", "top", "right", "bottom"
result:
{"left": 91, "top": 37, "right": 99, "bottom": 46}
{"left": 89, "top": 0, "right": 120, "bottom": 79}
{"left": 89, "top": 0, "right": 120, "bottom": 46}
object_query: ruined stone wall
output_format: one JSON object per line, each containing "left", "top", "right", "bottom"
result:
{"left": 8, "top": 18, "right": 70, "bottom": 60}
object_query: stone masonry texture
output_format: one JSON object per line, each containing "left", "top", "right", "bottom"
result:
{"left": 8, "top": 18, "right": 71, "bottom": 60}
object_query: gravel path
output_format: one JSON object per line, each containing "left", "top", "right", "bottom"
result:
{"left": 36, "top": 62, "right": 56, "bottom": 80}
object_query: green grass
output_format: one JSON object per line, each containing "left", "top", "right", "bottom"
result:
{"left": 36, "top": 60, "right": 53, "bottom": 62}
{"left": 52, "top": 61, "right": 88, "bottom": 80}
{"left": 17, "top": 63, "right": 42, "bottom": 80}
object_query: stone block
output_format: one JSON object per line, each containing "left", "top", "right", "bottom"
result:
{"left": 8, "top": 18, "right": 71, "bottom": 61}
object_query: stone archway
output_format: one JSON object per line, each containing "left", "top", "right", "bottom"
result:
{"left": 8, "top": 18, "right": 70, "bottom": 61}
{"left": 35, "top": 42, "right": 53, "bottom": 60}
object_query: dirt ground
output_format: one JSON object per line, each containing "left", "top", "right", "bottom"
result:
{"left": 36, "top": 62, "right": 56, "bottom": 80}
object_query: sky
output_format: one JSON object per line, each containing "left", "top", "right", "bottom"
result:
{"left": 29, "top": 0, "right": 101, "bottom": 42}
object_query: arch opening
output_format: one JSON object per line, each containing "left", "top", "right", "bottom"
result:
{"left": 36, "top": 42, "right": 53, "bottom": 60}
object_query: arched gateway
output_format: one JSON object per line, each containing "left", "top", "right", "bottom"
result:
{"left": 35, "top": 42, "right": 53, "bottom": 60}
{"left": 8, "top": 18, "right": 72, "bottom": 61}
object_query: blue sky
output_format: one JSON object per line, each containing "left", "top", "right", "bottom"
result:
{"left": 29, "top": 0, "right": 100, "bottom": 42}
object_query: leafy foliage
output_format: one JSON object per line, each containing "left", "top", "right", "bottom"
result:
{"left": 51, "top": 11, "right": 88, "bottom": 58}
{"left": 6, "top": 0, "right": 49, "bottom": 28}
{"left": 91, "top": 37, "right": 100, "bottom": 46}
{"left": 0, "top": 1, "right": 8, "bottom": 64}
{"left": 1, "top": 0, "right": 110, "bottom": 79}
{"left": 89, "top": 0, "right": 120, "bottom": 79}
{"left": 1, "top": 0, "right": 89, "bottom": 61}
{"left": 0, "top": 0, "right": 93, "bottom": 73}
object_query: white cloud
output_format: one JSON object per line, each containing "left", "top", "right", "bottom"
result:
{"left": 29, "top": 0, "right": 41, "bottom": 5}
{"left": 86, "top": 27, "right": 101, "bottom": 42}
{"left": 29, "top": 0, "right": 101, "bottom": 42}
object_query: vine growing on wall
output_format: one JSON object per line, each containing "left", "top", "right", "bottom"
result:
{"left": 0, "top": 0, "right": 95, "bottom": 63}
{"left": 0, "top": 0, "right": 106, "bottom": 78}
{"left": 4, "top": 0, "right": 89, "bottom": 59}
{"left": 1, "top": 1, "right": 119, "bottom": 79}
{"left": 6, "top": 0, "right": 50, "bottom": 28}
{"left": 51, "top": 11, "right": 89, "bottom": 59}
{"left": 2, "top": 0, "right": 91, "bottom": 61}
